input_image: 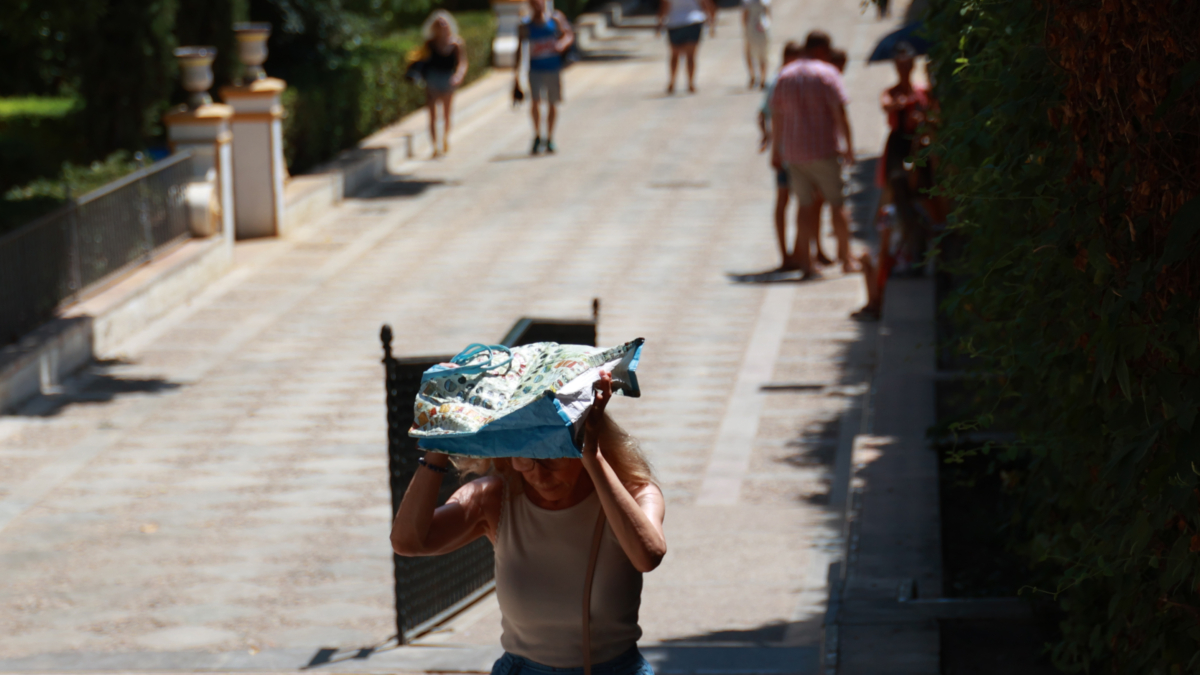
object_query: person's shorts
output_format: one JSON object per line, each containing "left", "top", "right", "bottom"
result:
{"left": 775, "top": 168, "right": 788, "bottom": 189}
{"left": 785, "top": 158, "right": 844, "bottom": 208}
{"left": 425, "top": 70, "right": 455, "bottom": 96}
{"left": 528, "top": 69, "right": 563, "bottom": 104}
{"left": 745, "top": 30, "right": 769, "bottom": 61}
{"left": 667, "top": 23, "right": 704, "bottom": 46}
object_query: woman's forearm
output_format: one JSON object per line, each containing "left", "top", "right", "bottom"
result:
{"left": 390, "top": 454, "right": 447, "bottom": 555}
{"left": 582, "top": 450, "right": 666, "bottom": 573}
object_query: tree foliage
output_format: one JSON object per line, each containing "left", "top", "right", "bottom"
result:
{"left": 926, "top": 0, "right": 1200, "bottom": 671}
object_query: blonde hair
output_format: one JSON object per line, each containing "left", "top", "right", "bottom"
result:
{"left": 452, "top": 412, "right": 656, "bottom": 492}
{"left": 422, "top": 10, "right": 459, "bottom": 42}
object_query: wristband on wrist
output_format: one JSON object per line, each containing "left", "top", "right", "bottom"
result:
{"left": 418, "top": 456, "right": 450, "bottom": 474}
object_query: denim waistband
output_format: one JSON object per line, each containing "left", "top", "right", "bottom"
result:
{"left": 491, "top": 646, "right": 648, "bottom": 675}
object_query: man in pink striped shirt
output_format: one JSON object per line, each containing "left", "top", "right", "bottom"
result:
{"left": 769, "top": 31, "right": 855, "bottom": 275}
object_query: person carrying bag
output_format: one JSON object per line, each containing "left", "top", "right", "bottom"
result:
{"left": 391, "top": 340, "right": 665, "bottom": 675}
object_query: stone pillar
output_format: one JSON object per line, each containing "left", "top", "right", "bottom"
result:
{"left": 493, "top": 0, "right": 528, "bottom": 68}
{"left": 219, "top": 78, "right": 287, "bottom": 239}
{"left": 163, "top": 104, "right": 235, "bottom": 243}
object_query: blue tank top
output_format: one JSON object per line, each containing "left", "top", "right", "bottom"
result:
{"left": 525, "top": 16, "right": 562, "bottom": 72}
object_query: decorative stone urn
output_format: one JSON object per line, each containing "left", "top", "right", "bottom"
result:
{"left": 233, "top": 22, "right": 272, "bottom": 82}
{"left": 173, "top": 46, "right": 217, "bottom": 109}
{"left": 492, "top": 0, "right": 529, "bottom": 68}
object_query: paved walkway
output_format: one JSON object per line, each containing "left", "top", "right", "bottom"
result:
{"left": 0, "top": 2, "right": 908, "bottom": 672}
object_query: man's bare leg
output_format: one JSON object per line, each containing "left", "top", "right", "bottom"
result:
{"left": 546, "top": 102, "right": 557, "bottom": 142}
{"left": 812, "top": 196, "right": 832, "bottom": 265}
{"left": 774, "top": 186, "right": 790, "bottom": 268}
{"left": 530, "top": 99, "right": 542, "bottom": 138}
{"left": 789, "top": 201, "right": 819, "bottom": 273}
{"left": 832, "top": 203, "right": 854, "bottom": 272}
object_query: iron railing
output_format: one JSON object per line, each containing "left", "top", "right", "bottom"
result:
{"left": 0, "top": 152, "right": 194, "bottom": 346}
{"left": 380, "top": 301, "right": 599, "bottom": 642}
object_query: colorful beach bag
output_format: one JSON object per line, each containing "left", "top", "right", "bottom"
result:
{"left": 409, "top": 338, "right": 644, "bottom": 458}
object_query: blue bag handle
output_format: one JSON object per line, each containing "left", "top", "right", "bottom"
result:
{"left": 449, "top": 343, "right": 513, "bottom": 375}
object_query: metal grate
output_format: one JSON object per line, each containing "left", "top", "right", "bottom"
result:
{"left": 380, "top": 301, "right": 599, "bottom": 642}
{"left": 381, "top": 326, "right": 494, "bottom": 642}
{"left": 0, "top": 152, "right": 193, "bottom": 347}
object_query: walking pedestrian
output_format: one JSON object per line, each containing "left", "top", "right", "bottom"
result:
{"left": 656, "top": 0, "right": 716, "bottom": 94}
{"left": 769, "top": 31, "right": 856, "bottom": 275}
{"left": 515, "top": 0, "right": 574, "bottom": 154}
{"left": 391, "top": 373, "right": 666, "bottom": 675}
{"left": 742, "top": 0, "right": 770, "bottom": 89}
{"left": 422, "top": 11, "right": 468, "bottom": 158}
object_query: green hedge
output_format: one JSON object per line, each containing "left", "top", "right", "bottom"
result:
{"left": 1, "top": 151, "right": 140, "bottom": 235}
{"left": 926, "top": 0, "right": 1200, "bottom": 672}
{"left": 281, "top": 11, "right": 495, "bottom": 173}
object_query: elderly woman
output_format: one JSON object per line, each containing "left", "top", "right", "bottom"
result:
{"left": 392, "top": 372, "right": 666, "bottom": 675}
{"left": 422, "top": 10, "right": 468, "bottom": 157}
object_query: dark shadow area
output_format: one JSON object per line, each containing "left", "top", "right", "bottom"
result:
{"left": 659, "top": 621, "right": 791, "bottom": 645}
{"left": 936, "top": 439, "right": 1027, "bottom": 598}
{"left": 7, "top": 358, "right": 180, "bottom": 418}
{"left": 725, "top": 269, "right": 841, "bottom": 284}
{"left": 362, "top": 173, "right": 450, "bottom": 199}
{"left": 303, "top": 648, "right": 338, "bottom": 669}
{"left": 578, "top": 52, "right": 650, "bottom": 63}
{"left": 490, "top": 152, "right": 555, "bottom": 163}
{"left": 647, "top": 620, "right": 822, "bottom": 674}
{"left": 941, "top": 618, "right": 1059, "bottom": 675}
{"left": 784, "top": 408, "right": 841, "bottom": 506}
{"left": 905, "top": 0, "right": 929, "bottom": 23}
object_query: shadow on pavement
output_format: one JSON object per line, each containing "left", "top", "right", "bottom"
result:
{"left": 7, "top": 359, "right": 179, "bottom": 417}
{"left": 363, "top": 174, "right": 451, "bottom": 199}
{"left": 649, "top": 621, "right": 823, "bottom": 674}
{"left": 490, "top": 152, "right": 560, "bottom": 163}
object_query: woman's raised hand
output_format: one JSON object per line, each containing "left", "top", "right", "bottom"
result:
{"left": 587, "top": 372, "right": 613, "bottom": 429}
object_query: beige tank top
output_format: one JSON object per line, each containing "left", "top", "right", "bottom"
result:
{"left": 495, "top": 487, "right": 643, "bottom": 667}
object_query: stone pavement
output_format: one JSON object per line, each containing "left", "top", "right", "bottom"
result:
{"left": 0, "top": 2, "right": 912, "bottom": 672}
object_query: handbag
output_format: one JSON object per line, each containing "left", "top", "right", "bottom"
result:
{"left": 512, "top": 81, "right": 525, "bottom": 106}
{"left": 410, "top": 339, "right": 644, "bottom": 458}
{"left": 405, "top": 45, "right": 431, "bottom": 84}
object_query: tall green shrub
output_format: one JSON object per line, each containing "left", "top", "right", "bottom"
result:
{"left": 927, "top": 0, "right": 1200, "bottom": 671}
{"left": 75, "top": 0, "right": 181, "bottom": 154}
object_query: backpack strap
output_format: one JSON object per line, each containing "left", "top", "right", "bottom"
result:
{"left": 582, "top": 509, "right": 607, "bottom": 675}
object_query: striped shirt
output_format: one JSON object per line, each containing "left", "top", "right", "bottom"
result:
{"left": 769, "top": 58, "right": 849, "bottom": 164}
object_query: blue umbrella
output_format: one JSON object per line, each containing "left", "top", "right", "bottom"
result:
{"left": 868, "top": 22, "right": 931, "bottom": 63}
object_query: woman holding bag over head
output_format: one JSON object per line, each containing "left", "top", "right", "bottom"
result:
{"left": 391, "top": 371, "right": 666, "bottom": 675}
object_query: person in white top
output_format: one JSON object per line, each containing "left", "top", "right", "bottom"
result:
{"left": 656, "top": 0, "right": 716, "bottom": 94}
{"left": 392, "top": 373, "right": 667, "bottom": 675}
{"left": 741, "top": 0, "right": 770, "bottom": 89}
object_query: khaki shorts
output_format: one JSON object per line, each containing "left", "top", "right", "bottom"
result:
{"left": 785, "top": 158, "right": 844, "bottom": 208}
{"left": 528, "top": 70, "right": 562, "bottom": 104}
